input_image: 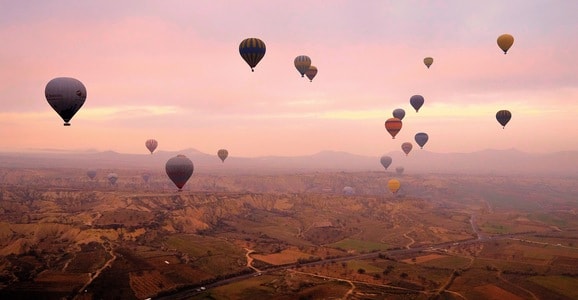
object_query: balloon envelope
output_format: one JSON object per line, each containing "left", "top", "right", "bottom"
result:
{"left": 392, "top": 108, "right": 405, "bottom": 120}
{"left": 145, "top": 139, "right": 158, "bottom": 154}
{"left": 239, "top": 38, "right": 266, "bottom": 71}
{"left": 107, "top": 173, "right": 118, "bottom": 185}
{"left": 45, "top": 77, "right": 87, "bottom": 126}
{"left": 385, "top": 118, "right": 402, "bottom": 139}
{"left": 305, "top": 65, "right": 318, "bottom": 82}
{"left": 410, "top": 95, "right": 424, "bottom": 112}
{"left": 217, "top": 149, "right": 229, "bottom": 162}
{"left": 380, "top": 155, "right": 392, "bottom": 170}
{"left": 343, "top": 186, "right": 355, "bottom": 195}
{"left": 395, "top": 167, "right": 404, "bottom": 175}
{"left": 414, "top": 133, "right": 429, "bottom": 149}
{"left": 87, "top": 169, "right": 97, "bottom": 180}
{"left": 497, "top": 34, "right": 514, "bottom": 54}
{"left": 496, "top": 110, "right": 512, "bottom": 128}
{"left": 165, "top": 155, "right": 194, "bottom": 190}
{"left": 388, "top": 179, "right": 401, "bottom": 194}
{"left": 142, "top": 173, "right": 151, "bottom": 183}
{"left": 401, "top": 142, "right": 413, "bottom": 156}
{"left": 423, "top": 57, "right": 433, "bottom": 68}
{"left": 294, "top": 55, "right": 312, "bottom": 77}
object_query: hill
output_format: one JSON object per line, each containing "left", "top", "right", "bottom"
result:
{"left": 0, "top": 148, "right": 576, "bottom": 176}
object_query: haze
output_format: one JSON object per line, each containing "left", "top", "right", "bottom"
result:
{"left": 1, "top": 1, "right": 577, "bottom": 157}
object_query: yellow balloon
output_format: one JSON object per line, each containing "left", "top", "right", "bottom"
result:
{"left": 387, "top": 179, "right": 401, "bottom": 194}
{"left": 423, "top": 57, "right": 433, "bottom": 68}
{"left": 497, "top": 34, "right": 514, "bottom": 54}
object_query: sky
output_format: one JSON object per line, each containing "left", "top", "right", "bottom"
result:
{"left": 1, "top": 0, "right": 577, "bottom": 157}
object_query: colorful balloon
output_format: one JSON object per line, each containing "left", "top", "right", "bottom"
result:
{"left": 401, "top": 142, "right": 413, "bottom": 156}
{"left": 45, "top": 77, "right": 87, "bottom": 126}
{"left": 423, "top": 57, "right": 433, "bottom": 69}
{"left": 414, "top": 132, "right": 429, "bottom": 149}
{"left": 380, "top": 155, "right": 392, "bottom": 170}
{"left": 145, "top": 139, "right": 158, "bottom": 154}
{"left": 385, "top": 118, "right": 402, "bottom": 139}
{"left": 239, "top": 38, "right": 266, "bottom": 72}
{"left": 165, "top": 155, "right": 194, "bottom": 191}
{"left": 294, "top": 55, "right": 312, "bottom": 77}
{"left": 305, "top": 66, "right": 318, "bottom": 82}
{"left": 496, "top": 110, "right": 512, "bottom": 128}
{"left": 410, "top": 95, "right": 424, "bottom": 112}
{"left": 392, "top": 108, "right": 405, "bottom": 120}
{"left": 217, "top": 149, "right": 229, "bottom": 162}
{"left": 497, "top": 34, "right": 514, "bottom": 54}
{"left": 387, "top": 179, "right": 401, "bottom": 194}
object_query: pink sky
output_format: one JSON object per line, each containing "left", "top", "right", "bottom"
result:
{"left": 1, "top": 1, "right": 577, "bottom": 157}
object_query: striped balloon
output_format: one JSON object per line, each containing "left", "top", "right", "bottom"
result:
{"left": 145, "top": 139, "right": 158, "bottom": 154}
{"left": 294, "top": 55, "right": 312, "bottom": 77}
{"left": 496, "top": 110, "right": 512, "bottom": 128}
{"left": 385, "top": 118, "right": 403, "bottom": 139}
{"left": 305, "top": 65, "right": 318, "bottom": 82}
{"left": 239, "top": 38, "right": 266, "bottom": 72}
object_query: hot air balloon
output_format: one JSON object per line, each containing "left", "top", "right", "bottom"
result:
{"left": 380, "top": 155, "right": 392, "bottom": 170}
{"left": 142, "top": 173, "right": 151, "bottom": 183}
{"left": 45, "top": 77, "right": 87, "bottom": 126}
{"left": 414, "top": 132, "right": 429, "bottom": 149}
{"left": 239, "top": 38, "right": 266, "bottom": 72}
{"left": 497, "top": 34, "right": 514, "bottom": 54}
{"left": 87, "top": 169, "right": 97, "bottom": 180}
{"left": 165, "top": 155, "right": 194, "bottom": 191}
{"left": 496, "top": 110, "right": 512, "bottom": 128}
{"left": 294, "top": 55, "right": 312, "bottom": 77}
{"left": 107, "top": 173, "right": 118, "bottom": 185}
{"left": 145, "top": 139, "right": 158, "bottom": 154}
{"left": 385, "top": 118, "right": 402, "bottom": 139}
{"left": 392, "top": 108, "right": 405, "bottom": 120}
{"left": 395, "top": 167, "right": 404, "bottom": 175}
{"left": 217, "top": 149, "right": 229, "bottom": 162}
{"left": 423, "top": 57, "right": 433, "bottom": 69}
{"left": 401, "top": 142, "right": 413, "bottom": 156}
{"left": 387, "top": 179, "right": 401, "bottom": 194}
{"left": 410, "top": 95, "right": 424, "bottom": 112}
{"left": 305, "top": 66, "right": 318, "bottom": 82}
{"left": 343, "top": 186, "right": 355, "bottom": 195}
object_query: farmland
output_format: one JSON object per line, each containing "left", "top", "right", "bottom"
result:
{"left": 1, "top": 168, "right": 577, "bottom": 299}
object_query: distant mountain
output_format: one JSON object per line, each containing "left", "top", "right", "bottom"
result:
{"left": 0, "top": 148, "right": 576, "bottom": 176}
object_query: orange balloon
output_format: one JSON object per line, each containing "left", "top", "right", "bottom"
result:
{"left": 385, "top": 118, "right": 402, "bottom": 139}
{"left": 497, "top": 34, "right": 514, "bottom": 54}
{"left": 388, "top": 179, "right": 401, "bottom": 194}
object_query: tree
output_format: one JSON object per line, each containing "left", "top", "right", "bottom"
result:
{"left": 357, "top": 268, "right": 366, "bottom": 274}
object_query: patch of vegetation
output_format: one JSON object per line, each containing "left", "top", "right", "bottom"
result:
{"left": 328, "top": 239, "right": 390, "bottom": 252}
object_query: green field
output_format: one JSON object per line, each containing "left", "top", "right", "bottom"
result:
{"left": 165, "top": 234, "right": 243, "bottom": 258}
{"left": 328, "top": 239, "right": 390, "bottom": 252}
{"left": 529, "top": 276, "right": 578, "bottom": 299}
